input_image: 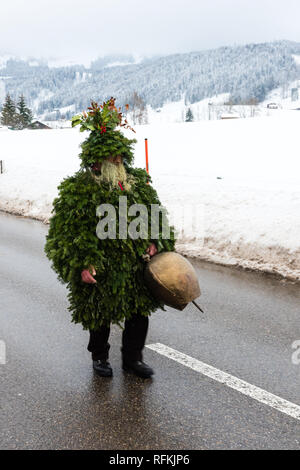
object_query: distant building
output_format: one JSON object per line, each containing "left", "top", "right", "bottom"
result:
{"left": 27, "top": 121, "right": 52, "bottom": 130}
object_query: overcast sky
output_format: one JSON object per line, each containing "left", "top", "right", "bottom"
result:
{"left": 1, "top": 0, "right": 300, "bottom": 63}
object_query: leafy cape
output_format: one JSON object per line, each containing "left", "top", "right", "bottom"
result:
{"left": 45, "top": 99, "right": 175, "bottom": 329}
{"left": 45, "top": 167, "right": 176, "bottom": 329}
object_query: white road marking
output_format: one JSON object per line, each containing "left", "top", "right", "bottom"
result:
{"left": 146, "top": 343, "right": 300, "bottom": 421}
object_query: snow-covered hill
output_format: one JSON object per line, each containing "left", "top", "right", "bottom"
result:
{"left": 1, "top": 40, "right": 300, "bottom": 120}
{"left": 0, "top": 112, "right": 299, "bottom": 280}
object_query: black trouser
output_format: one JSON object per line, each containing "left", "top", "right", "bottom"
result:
{"left": 88, "top": 314, "right": 149, "bottom": 362}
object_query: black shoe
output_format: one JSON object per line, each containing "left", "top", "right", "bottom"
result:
{"left": 122, "top": 360, "right": 154, "bottom": 378}
{"left": 93, "top": 360, "right": 113, "bottom": 377}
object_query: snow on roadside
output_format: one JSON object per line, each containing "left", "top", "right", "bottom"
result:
{"left": 0, "top": 114, "right": 299, "bottom": 281}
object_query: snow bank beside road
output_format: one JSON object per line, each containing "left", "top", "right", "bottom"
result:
{"left": 0, "top": 128, "right": 81, "bottom": 221}
{"left": 0, "top": 114, "right": 299, "bottom": 280}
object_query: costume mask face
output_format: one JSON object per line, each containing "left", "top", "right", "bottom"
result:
{"left": 91, "top": 156, "right": 135, "bottom": 191}
{"left": 91, "top": 155, "right": 123, "bottom": 172}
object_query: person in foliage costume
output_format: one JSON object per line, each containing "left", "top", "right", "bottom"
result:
{"left": 45, "top": 98, "right": 175, "bottom": 378}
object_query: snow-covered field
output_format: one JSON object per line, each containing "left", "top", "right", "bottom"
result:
{"left": 0, "top": 113, "right": 299, "bottom": 280}
{"left": 144, "top": 80, "right": 300, "bottom": 125}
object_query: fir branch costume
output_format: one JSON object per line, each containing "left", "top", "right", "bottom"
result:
{"left": 45, "top": 99, "right": 176, "bottom": 330}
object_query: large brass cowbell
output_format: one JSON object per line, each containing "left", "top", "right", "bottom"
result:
{"left": 144, "top": 252, "right": 202, "bottom": 311}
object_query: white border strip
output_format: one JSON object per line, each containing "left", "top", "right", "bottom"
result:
{"left": 146, "top": 343, "right": 300, "bottom": 421}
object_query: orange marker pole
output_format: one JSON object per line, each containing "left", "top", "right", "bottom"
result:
{"left": 145, "top": 138, "right": 149, "bottom": 183}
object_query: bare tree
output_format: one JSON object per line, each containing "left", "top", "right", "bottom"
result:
{"left": 127, "top": 91, "right": 148, "bottom": 125}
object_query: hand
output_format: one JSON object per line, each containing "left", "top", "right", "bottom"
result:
{"left": 81, "top": 265, "right": 97, "bottom": 284}
{"left": 146, "top": 243, "right": 158, "bottom": 257}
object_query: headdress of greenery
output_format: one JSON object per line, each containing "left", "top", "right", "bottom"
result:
{"left": 71, "top": 98, "right": 137, "bottom": 168}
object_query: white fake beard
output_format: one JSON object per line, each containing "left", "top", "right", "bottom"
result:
{"left": 93, "top": 160, "right": 134, "bottom": 191}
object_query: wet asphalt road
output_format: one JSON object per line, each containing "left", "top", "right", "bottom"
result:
{"left": 0, "top": 211, "right": 300, "bottom": 450}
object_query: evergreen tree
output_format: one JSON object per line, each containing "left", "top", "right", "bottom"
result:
{"left": 0, "top": 93, "right": 17, "bottom": 127}
{"left": 16, "top": 94, "right": 33, "bottom": 129}
{"left": 185, "top": 107, "right": 194, "bottom": 122}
